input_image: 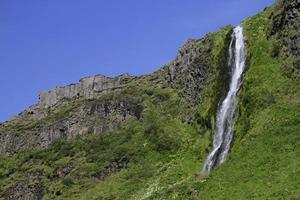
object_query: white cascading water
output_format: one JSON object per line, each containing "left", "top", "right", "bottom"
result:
{"left": 202, "top": 26, "right": 246, "bottom": 173}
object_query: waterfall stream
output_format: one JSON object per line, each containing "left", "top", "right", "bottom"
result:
{"left": 202, "top": 26, "right": 246, "bottom": 173}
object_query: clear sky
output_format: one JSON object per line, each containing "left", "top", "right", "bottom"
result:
{"left": 0, "top": 0, "right": 274, "bottom": 122}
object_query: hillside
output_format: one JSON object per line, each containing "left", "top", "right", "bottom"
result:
{"left": 0, "top": 0, "right": 299, "bottom": 199}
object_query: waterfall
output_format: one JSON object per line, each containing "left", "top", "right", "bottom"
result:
{"left": 202, "top": 26, "right": 246, "bottom": 173}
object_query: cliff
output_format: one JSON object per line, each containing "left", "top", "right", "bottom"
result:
{"left": 0, "top": 1, "right": 299, "bottom": 199}
{"left": 269, "top": 0, "right": 300, "bottom": 78}
{"left": 38, "top": 73, "right": 135, "bottom": 108}
{"left": 0, "top": 28, "right": 232, "bottom": 156}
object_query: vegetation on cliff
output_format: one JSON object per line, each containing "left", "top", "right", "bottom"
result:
{"left": 0, "top": 25, "right": 232, "bottom": 199}
{"left": 0, "top": 1, "right": 299, "bottom": 199}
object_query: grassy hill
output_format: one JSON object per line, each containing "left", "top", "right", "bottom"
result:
{"left": 0, "top": 1, "right": 299, "bottom": 199}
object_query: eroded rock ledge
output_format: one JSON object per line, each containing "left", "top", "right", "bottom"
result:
{"left": 39, "top": 73, "right": 135, "bottom": 108}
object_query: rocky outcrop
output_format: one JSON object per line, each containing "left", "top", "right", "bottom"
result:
{"left": 0, "top": 98, "right": 143, "bottom": 155}
{"left": 0, "top": 26, "right": 233, "bottom": 155}
{"left": 164, "top": 38, "right": 212, "bottom": 104}
{"left": 0, "top": 171, "right": 44, "bottom": 200}
{"left": 93, "top": 156, "right": 129, "bottom": 181}
{"left": 270, "top": 0, "right": 300, "bottom": 77}
{"left": 52, "top": 161, "right": 75, "bottom": 180}
{"left": 39, "top": 73, "right": 135, "bottom": 108}
{"left": 143, "top": 37, "right": 215, "bottom": 105}
{"left": 0, "top": 38, "right": 207, "bottom": 155}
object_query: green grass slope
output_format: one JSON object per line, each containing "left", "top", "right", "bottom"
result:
{"left": 0, "top": 21, "right": 233, "bottom": 199}
{"left": 0, "top": 87, "right": 202, "bottom": 199}
{"left": 1, "top": 3, "right": 299, "bottom": 200}
{"left": 180, "top": 6, "right": 300, "bottom": 200}
{"left": 134, "top": 5, "right": 300, "bottom": 200}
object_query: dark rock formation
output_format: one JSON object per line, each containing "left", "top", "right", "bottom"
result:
{"left": 145, "top": 37, "right": 218, "bottom": 105}
{"left": 0, "top": 171, "right": 44, "bottom": 200}
{"left": 270, "top": 0, "right": 300, "bottom": 77}
{"left": 164, "top": 38, "right": 212, "bottom": 104}
{"left": 53, "top": 161, "right": 75, "bottom": 180}
{"left": 93, "top": 157, "right": 129, "bottom": 181}
{"left": 0, "top": 98, "right": 143, "bottom": 155}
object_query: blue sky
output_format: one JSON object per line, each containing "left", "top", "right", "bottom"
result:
{"left": 0, "top": 0, "right": 274, "bottom": 122}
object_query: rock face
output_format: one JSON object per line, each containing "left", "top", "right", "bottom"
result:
{"left": 270, "top": 0, "right": 300, "bottom": 77}
{"left": 0, "top": 98, "right": 143, "bottom": 155}
{"left": 0, "top": 28, "right": 232, "bottom": 155}
{"left": 141, "top": 37, "right": 215, "bottom": 105}
{"left": 164, "top": 39, "right": 212, "bottom": 104}
{"left": 93, "top": 156, "right": 129, "bottom": 181}
{"left": 39, "top": 73, "right": 135, "bottom": 108}
{"left": 0, "top": 171, "right": 44, "bottom": 200}
{"left": 270, "top": 0, "right": 300, "bottom": 56}
{"left": 142, "top": 36, "right": 222, "bottom": 106}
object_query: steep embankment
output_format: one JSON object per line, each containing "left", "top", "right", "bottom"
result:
{"left": 0, "top": 25, "right": 232, "bottom": 199}
{"left": 170, "top": 2, "right": 300, "bottom": 200}
{"left": 0, "top": 1, "right": 299, "bottom": 199}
